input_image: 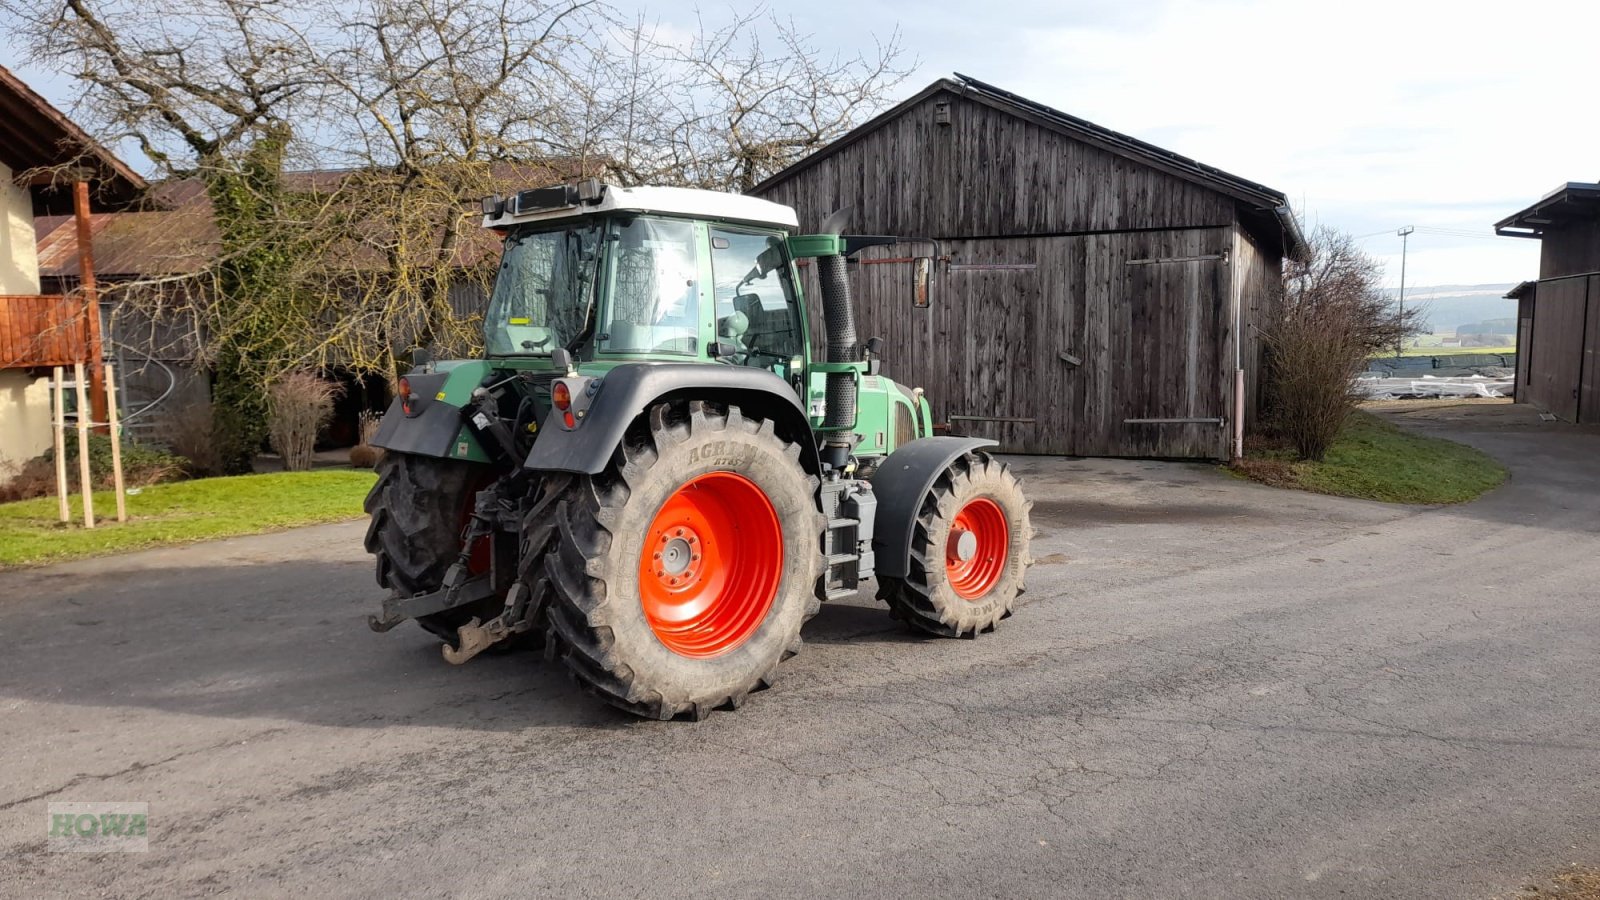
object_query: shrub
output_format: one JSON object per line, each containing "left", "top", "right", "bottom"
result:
{"left": 348, "top": 410, "right": 384, "bottom": 469}
{"left": 0, "top": 434, "right": 185, "bottom": 503}
{"left": 1259, "top": 227, "right": 1425, "bottom": 461}
{"left": 163, "top": 400, "right": 227, "bottom": 478}
{"left": 266, "top": 372, "right": 343, "bottom": 472}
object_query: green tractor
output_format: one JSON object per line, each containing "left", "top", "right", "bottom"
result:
{"left": 365, "top": 179, "right": 1032, "bottom": 719}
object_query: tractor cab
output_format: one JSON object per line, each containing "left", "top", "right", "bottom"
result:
{"left": 481, "top": 181, "right": 807, "bottom": 385}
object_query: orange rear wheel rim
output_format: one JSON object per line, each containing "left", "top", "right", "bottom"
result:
{"left": 638, "top": 472, "right": 783, "bottom": 658}
{"left": 945, "top": 497, "right": 1008, "bottom": 600}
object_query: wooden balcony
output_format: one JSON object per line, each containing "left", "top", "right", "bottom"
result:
{"left": 0, "top": 294, "right": 88, "bottom": 369}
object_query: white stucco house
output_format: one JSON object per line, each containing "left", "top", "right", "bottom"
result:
{"left": 0, "top": 64, "right": 144, "bottom": 478}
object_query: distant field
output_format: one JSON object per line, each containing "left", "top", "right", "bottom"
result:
{"left": 1394, "top": 345, "right": 1516, "bottom": 358}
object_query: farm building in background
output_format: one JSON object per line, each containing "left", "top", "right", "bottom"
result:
{"left": 752, "top": 74, "right": 1304, "bottom": 460}
{"left": 1497, "top": 182, "right": 1600, "bottom": 423}
{"left": 0, "top": 63, "right": 145, "bottom": 477}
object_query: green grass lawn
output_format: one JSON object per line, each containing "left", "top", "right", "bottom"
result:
{"left": 0, "top": 469, "right": 377, "bottom": 568}
{"left": 1391, "top": 345, "right": 1516, "bottom": 358}
{"left": 1233, "top": 410, "right": 1507, "bottom": 504}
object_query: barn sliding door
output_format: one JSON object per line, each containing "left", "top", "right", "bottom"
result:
{"left": 1526, "top": 276, "right": 1587, "bottom": 422}
{"left": 1075, "top": 229, "right": 1230, "bottom": 458}
{"left": 835, "top": 229, "right": 1232, "bottom": 458}
{"left": 933, "top": 239, "right": 1043, "bottom": 450}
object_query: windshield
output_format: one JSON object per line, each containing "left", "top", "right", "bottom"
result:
{"left": 485, "top": 224, "right": 602, "bottom": 356}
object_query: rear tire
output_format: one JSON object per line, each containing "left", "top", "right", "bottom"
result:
{"left": 877, "top": 451, "right": 1031, "bottom": 637}
{"left": 363, "top": 451, "right": 508, "bottom": 645}
{"left": 538, "top": 400, "right": 823, "bottom": 720}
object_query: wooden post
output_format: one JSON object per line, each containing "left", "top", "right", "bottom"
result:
{"left": 105, "top": 363, "right": 127, "bottom": 523}
{"left": 52, "top": 366, "right": 70, "bottom": 524}
{"left": 73, "top": 361, "right": 96, "bottom": 529}
{"left": 72, "top": 180, "right": 108, "bottom": 433}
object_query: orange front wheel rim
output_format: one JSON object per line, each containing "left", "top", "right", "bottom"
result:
{"left": 945, "top": 497, "right": 1008, "bottom": 600}
{"left": 638, "top": 472, "right": 783, "bottom": 658}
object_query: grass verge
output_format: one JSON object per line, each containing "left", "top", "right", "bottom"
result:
{"left": 1390, "top": 345, "right": 1516, "bottom": 358}
{"left": 0, "top": 469, "right": 377, "bottom": 569}
{"left": 1231, "top": 410, "right": 1507, "bottom": 504}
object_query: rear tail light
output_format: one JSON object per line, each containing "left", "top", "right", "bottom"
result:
{"left": 551, "top": 376, "right": 596, "bottom": 429}
{"left": 398, "top": 376, "right": 412, "bottom": 416}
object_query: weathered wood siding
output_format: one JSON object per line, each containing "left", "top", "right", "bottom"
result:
{"left": 759, "top": 85, "right": 1282, "bottom": 458}
{"left": 1231, "top": 227, "right": 1281, "bottom": 429}
{"left": 1585, "top": 276, "right": 1600, "bottom": 424}
{"left": 1540, "top": 219, "right": 1600, "bottom": 279}
{"left": 801, "top": 228, "right": 1234, "bottom": 458}
{"left": 1524, "top": 275, "right": 1590, "bottom": 421}
{"left": 758, "top": 89, "right": 1236, "bottom": 240}
{"left": 1514, "top": 293, "right": 1534, "bottom": 404}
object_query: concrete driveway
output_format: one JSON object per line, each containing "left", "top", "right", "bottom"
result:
{"left": 2, "top": 403, "right": 1596, "bottom": 898}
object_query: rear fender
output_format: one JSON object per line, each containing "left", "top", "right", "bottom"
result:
{"left": 524, "top": 363, "right": 821, "bottom": 477}
{"left": 371, "top": 361, "right": 493, "bottom": 463}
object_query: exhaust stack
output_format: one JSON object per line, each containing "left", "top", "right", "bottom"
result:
{"left": 815, "top": 208, "right": 858, "bottom": 469}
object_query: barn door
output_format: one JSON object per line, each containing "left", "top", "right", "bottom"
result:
{"left": 1079, "top": 229, "right": 1230, "bottom": 458}
{"left": 1527, "top": 276, "right": 1586, "bottom": 422}
{"left": 936, "top": 240, "right": 1041, "bottom": 450}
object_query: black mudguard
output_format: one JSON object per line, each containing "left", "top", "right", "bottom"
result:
{"left": 869, "top": 436, "right": 998, "bottom": 579}
{"left": 370, "top": 370, "right": 461, "bottom": 458}
{"left": 524, "top": 363, "right": 822, "bottom": 476}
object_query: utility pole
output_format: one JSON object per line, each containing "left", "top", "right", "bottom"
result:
{"left": 1396, "top": 225, "right": 1415, "bottom": 356}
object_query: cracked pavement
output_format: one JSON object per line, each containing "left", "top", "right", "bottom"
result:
{"left": 1, "top": 404, "right": 1597, "bottom": 897}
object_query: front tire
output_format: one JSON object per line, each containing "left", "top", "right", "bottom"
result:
{"left": 539, "top": 400, "right": 823, "bottom": 720}
{"left": 877, "top": 451, "right": 1031, "bottom": 637}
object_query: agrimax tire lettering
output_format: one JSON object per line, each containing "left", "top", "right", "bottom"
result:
{"left": 687, "top": 439, "right": 754, "bottom": 469}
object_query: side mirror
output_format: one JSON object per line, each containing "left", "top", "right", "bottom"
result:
{"left": 913, "top": 257, "right": 933, "bottom": 308}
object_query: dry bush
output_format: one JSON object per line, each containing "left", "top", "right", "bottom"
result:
{"left": 163, "top": 400, "right": 226, "bottom": 478}
{"left": 1260, "top": 226, "right": 1425, "bottom": 461}
{"left": 348, "top": 410, "right": 384, "bottom": 469}
{"left": 267, "top": 372, "right": 343, "bottom": 472}
{"left": 348, "top": 444, "right": 381, "bottom": 469}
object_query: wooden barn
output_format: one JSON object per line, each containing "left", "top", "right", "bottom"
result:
{"left": 1496, "top": 182, "right": 1600, "bottom": 423}
{"left": 751, "top": 74, "right": 1304, "bottom": 460}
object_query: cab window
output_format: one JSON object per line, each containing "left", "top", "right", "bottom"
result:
{"left": 708, "top": 228, "right": 803, "bottom": 370}
{"left": 600, "top": 217, "right": 700, "bottom": 356}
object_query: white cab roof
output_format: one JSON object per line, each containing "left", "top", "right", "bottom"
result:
{"left": 484, "top": 184, "right": 799, "bottom": 231}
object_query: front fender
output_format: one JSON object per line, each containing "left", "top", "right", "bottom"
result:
{"left": 524, "top": 363, "right": 821, "bottom": 476}
{"left": 869, "top": 436, "right": 998, "bottom": 578}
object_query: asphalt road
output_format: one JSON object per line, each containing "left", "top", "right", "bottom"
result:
{"left": 2, "top": 403, "right": 1596, "bottom": 898}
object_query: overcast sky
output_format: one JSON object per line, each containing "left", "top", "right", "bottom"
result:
{"left": 11, "top": 0, "right": 1597, "bottom": 289}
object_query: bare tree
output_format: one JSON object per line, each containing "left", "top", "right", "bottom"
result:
{"left": 1260, "top": 226, "right": 1426, "bottom": 460}
{"left": 5, "top": 0, "right": 910, "bottom": 468}
{"left": 574, "top": 10, "right": 912, "bottom": 191}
